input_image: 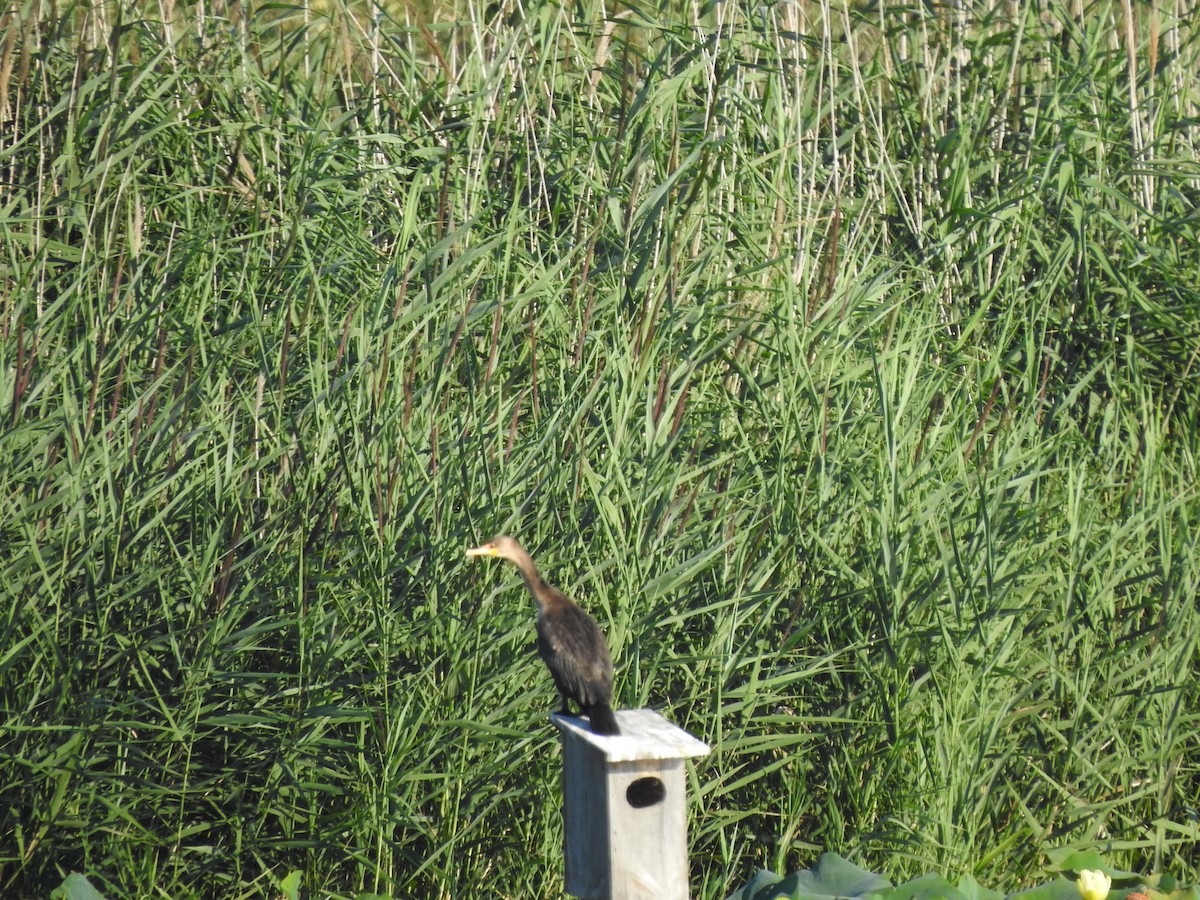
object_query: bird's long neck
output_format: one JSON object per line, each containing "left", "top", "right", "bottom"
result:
{"left": 507, "top": 549, "right": 562, "bottom": 613}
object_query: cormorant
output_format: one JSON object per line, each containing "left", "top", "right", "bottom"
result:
{"left": 466, "top": 536, "right": 620, "bottom": 736}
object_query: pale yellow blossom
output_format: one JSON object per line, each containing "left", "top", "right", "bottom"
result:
{"left": 1078, "top": 870, "right": 1111, "bottom": 900}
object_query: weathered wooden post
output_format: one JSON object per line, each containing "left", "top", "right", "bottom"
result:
{"left": 550, "top": 708, "right": 710, "bottom": 900}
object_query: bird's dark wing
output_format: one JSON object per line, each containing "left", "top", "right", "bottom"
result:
{"left": 536, "top": 602, "right": 614, "bottom": 709}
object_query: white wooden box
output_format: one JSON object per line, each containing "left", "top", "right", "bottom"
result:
{"left": 550, "top": 709, "right": 710, "bottom": 900}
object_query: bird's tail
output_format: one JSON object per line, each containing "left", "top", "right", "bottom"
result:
{"left": 589, "top": 702, "right": 620, "bottom": 736}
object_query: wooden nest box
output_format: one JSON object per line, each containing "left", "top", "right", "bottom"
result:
{"left": 550, "top": 708, "right": 710, "bottom": 900}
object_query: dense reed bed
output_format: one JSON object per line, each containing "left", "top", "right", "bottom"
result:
{"left": 2, "top": 0, "right": 1198, "bottom": 895}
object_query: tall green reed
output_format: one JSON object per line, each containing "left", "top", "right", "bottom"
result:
{"left": 2, "top": 0, "right": 1198, "bottom": 896}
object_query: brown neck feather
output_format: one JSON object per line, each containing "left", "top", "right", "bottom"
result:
{"left": 523, "top": 573, "right": 568, "bottom": 612}
{"left": 500, "top": 540, "right": 568, "bottom": 611}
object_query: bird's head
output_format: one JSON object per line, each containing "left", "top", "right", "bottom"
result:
{"left": 465, "top": 535, "right": 524, "bottom": 564}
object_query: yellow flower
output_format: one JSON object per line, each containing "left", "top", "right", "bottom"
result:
{"left": 1078, "top": 870, "right": 1112, "bottom": 900}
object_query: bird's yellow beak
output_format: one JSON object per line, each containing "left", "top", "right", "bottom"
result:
{"left": 466, "top": 544, "right": 497, "bottom": 558}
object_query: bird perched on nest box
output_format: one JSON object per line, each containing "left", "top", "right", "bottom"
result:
{"left": 466, "top": 536, "right": 620, "bottom": 735}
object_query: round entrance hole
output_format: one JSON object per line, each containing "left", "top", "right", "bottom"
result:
{"left": 626, "top": 776, "right": 666, "bottom": 808}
